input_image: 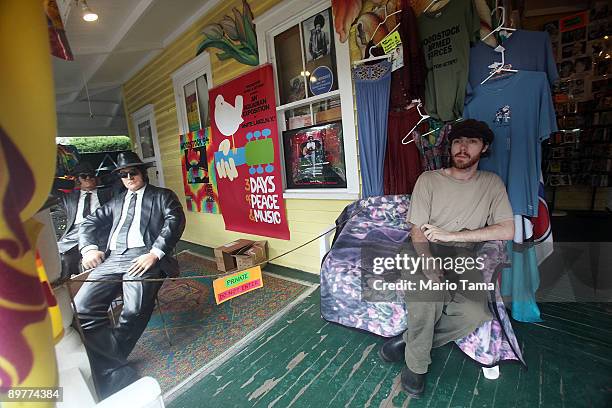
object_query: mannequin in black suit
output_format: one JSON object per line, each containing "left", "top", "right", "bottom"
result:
{"left": 75, "top": 151, "right": 185, "bottom": 397}
{"left": 53, "top": 162, "right": 112, "bottom": 279}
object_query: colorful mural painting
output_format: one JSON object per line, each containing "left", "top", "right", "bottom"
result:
{"left": 180, "top": 127, "right": 220, "bottom": 213}
{"left": 197, "top": 0, "right": 259, "bottom": 66}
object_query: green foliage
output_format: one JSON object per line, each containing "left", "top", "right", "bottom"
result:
{"left": 56, "top": 136, "right": 132, "bottom": 153}
{"left": 197, "top": 0, "right": 259, "bottom": 66}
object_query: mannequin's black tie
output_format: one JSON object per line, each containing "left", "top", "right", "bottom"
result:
{"left": 116, "top": 193, "right": 137, "bottom": 254}
{"left": 82, "top": 192, "right": 92, "bottom": 218}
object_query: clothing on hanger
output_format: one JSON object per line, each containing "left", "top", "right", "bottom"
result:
{"left": 391, "top": 0, "right": 426, "bottom": 105}
{"left": 383, "top": 106, "right": 423, "bottom": 194}
{"left": 501, "top": 215, "right": 543, "bottom": 323}
{"left": 463, "top": 70, "right": 558, "bottom": 217}
{"left": 413, "top": 119, "right": 451, "bottom": 171}
{"left": 417, "top": 0, "right": 481, "bottom": 121}
{"left": 469, "top": 29, "right": 559, "bottom": 89}
{"left": 353, "top": 60, "right": 393, "bottom": 198}
{"left": 365, "top": 1, "right": 425, "bottom": 106}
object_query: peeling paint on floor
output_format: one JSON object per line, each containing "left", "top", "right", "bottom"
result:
{"left": 169, "top": 292, "right": 612, "bottom": 408}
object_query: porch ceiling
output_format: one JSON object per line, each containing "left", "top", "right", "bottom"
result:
{"left": 53, "top": 0, "right": 217, "bottom": 137}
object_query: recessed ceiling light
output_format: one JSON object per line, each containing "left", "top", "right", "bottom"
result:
{"left": 81, "top": 0, "right": 98, "bottom": 22}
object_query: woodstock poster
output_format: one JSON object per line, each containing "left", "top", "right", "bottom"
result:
{"left": 179, "top": 127, "right": 220, "bottom": 213}
{"left": 209, "top": 64, "right": 290, "bottom": 239}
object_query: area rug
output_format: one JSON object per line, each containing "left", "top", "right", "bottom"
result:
{"left": 129, "top": 251, "right": 313, "bottom": 392}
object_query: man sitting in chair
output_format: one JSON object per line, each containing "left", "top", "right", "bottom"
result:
{"left": 378, "top": 120, "right": 515, "bottom": 398}
{"left": 75, "top": 151, "right": 186, "bottom": 397}
{"left": 53, "top": 162, "right": 112, "bottom": 279}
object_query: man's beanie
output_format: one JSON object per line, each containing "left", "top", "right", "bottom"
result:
{"left": 448, "top": 119, "right": 494, "bottom": 145}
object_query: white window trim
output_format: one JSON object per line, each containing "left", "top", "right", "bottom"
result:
{"left": 255, "top": 0, "right": 359, "bottom": 200}
{"left": 131, "top": 104, "right": 165, "bottom": 187}
{"left": 171, "top": 51, "right": 213, "bottom": 136}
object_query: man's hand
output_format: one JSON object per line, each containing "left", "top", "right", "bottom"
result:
{"left": 421, "top": 224, "right": 456, "bottom": 243}
{"left": 82, "top": 250, "right": 105, "bottom": 270}
{"left": 127, "top": 253, "right": 159, "bottom": 277}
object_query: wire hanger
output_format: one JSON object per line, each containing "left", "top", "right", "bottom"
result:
{"left": 423, "top": 0, "right": 444, "bottom": 14}
{"left": 402, "top": 100, "right": 429, "bottom": 144}
{"left": 480, "top": 44, "right": 518, "bottom": 84}
{"left": 352, "top": 45, "right": 392, "bottom": 66}
{"left": 369, "top": 4, "right": 403, "bottom": 43}
{"left": 377, "top": 21, "right": 401, "bottom": 46}
{"left": 481, "top": 6, "right": 516, "bottom": 42}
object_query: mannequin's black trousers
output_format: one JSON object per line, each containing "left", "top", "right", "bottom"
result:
{"left": 73, "top": 247, "right": 164, "bottom": 396}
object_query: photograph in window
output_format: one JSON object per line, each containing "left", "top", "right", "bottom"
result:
{"left": 283, "top": 121, "right": 346, "bottom": 189}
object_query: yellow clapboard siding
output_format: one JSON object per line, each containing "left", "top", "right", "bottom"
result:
{"left": 123, "top": 0, "right": 358, "bottom": 275}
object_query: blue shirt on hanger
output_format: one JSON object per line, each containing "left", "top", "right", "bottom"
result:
{"left": 463, "top": 71, "right": 558, "bottom": 216}
{"left": 468, "top": 30, "right": 559, "bottom": 89}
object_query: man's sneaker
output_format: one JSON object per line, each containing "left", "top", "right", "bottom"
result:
{"left": 400, "top": 366, "right": 425, "bottom": 399}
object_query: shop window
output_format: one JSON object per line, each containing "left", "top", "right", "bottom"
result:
{"left": 172, "top": 52, "right": 213, "bottom": 135}
{"left": 131, "top": 104, "right": 164, "bottom": 187}
{"left": 256, "top": 0, "right": 359, "bottom": 200}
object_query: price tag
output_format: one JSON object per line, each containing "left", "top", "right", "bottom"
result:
{"left": 391, "top": 46, "right": 404, "bottom": 72}
{"left": 381, "top": 31, "right": 402, "bottom": 54}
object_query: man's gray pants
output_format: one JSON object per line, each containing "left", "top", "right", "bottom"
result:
{"left": 401, "top": 246, "right": 493, "bottom": 374}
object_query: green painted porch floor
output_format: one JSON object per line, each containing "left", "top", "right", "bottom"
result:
{"left": 168, "top": 290, "right": 612, "bottom": 408}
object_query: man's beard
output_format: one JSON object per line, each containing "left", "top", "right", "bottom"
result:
{"left": 452, "top": 152, "right": 481, "bottom": 169}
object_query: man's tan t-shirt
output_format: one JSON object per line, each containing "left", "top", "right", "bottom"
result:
{"left": 407, "top": 170, "right": 514, "bottom": 232}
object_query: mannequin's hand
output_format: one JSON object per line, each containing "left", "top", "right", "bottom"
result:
{"left": 82, "top": 250, "right": 105, "bottom": 270}
{"left": 127, "top": 253, "right": 159, "bottom": 277}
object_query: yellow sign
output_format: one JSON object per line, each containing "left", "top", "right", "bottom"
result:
{"left": 213, "top": 266, "right": 264, "bottom": 304}
{"left": 380, "top": 31, "right": 402, "bottom": 54}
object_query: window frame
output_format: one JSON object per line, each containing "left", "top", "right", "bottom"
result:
{"left": 131, "top": 104, "right": 165, "bottom": 187}
{"left": 255, "top": 0, "right": 359, "bottom": 200}
{"left": 171, "top": 51, "right": 214, "bottom": 136}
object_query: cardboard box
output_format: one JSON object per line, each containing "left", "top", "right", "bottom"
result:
{"left": 214, "top": 239, "right": 254, "bottom": 271}
{"left": 315, "top": 106, "right": 341, "bottom": 123}
{"left": 234, "top": 240, "right": 268, "bottom": 270}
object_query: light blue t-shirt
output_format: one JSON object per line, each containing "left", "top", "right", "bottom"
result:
{"left": 468, "top": 30, "right": 559, "bottom": 89}
{"left": 463, "top": 71, "right": 558, "bottom": 216}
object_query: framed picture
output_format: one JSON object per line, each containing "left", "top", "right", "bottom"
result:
{"left": 561, "top": 27, "right": 586, "bottom": 44}
{"left": 283, "top": 121, "right": 347, "bottom": 189}
{"left": 561, "top": 41, "right": 586, "bottom": 58}
{"left": 558, "top": 60, "right": 575, "bottom": 79}
{"left": 574, "top": 56, "right": 592, "bottom": 74}
{"left": 302, "top": 9, "right": 332, "bottom": 62}
{"left": 594, "top": 59, "right": 611, "bottom": 77}
{"left": 590, "top": 1, "right": 610, "bottom": 22}
{"left": 287, "top": 75, "right": 306, "bottom": 103}
{"left": 564, "top": 131, "right": 577, "bottom": 143}
{"left": 543, "top": 21, "right": 559, "bottom": 38}
{"left": 588, "top": 20, "right": 611, "bottom": 41}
